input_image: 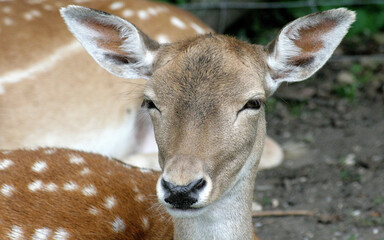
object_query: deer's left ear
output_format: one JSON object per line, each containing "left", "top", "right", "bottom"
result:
{"left": 264, "top": 8, "right": 355, "bottom": 96}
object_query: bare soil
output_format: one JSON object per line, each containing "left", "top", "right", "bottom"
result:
{"left": 252, "top": 60, "right": 384, "bottom": 240}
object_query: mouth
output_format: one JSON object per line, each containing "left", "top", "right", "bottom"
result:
{"left": 170, "top": 206, "right": 202, "bottom": 211}
{"left": 166, "top": 205, "right": 207, "bottom": 217}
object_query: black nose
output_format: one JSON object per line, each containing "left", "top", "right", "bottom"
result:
{"left": 161, "top": 178, "right": 207, "bottom": 209}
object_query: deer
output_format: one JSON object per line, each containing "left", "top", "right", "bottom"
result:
{"left": 0, "top": 0, "right": 283, "bottom": 172}
{"left": 0, "top": 5, "right": 355, "bottom": 240}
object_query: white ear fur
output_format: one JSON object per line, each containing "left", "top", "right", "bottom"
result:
{"left": 265, "top": 8, "right": 356, "bottom": 95}
{"left": 60, "top": 5, "right": 160, "bottom": 79}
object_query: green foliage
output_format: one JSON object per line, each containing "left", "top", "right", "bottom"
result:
{"left": 340, "top": 169, "right": 361, "bottom": 182}
{"left": 288, "top": 101, "right": 306, "bottom": 117}
{"left": 374, "top": 195, "right": 384, "bottom": 205}
{"left": 265, "top": 98, "right": 277, "bottom": 113}
{"left": 262, "top": 196, "right": 271, "bottom": 206}
{"left": 226, "top": 2, "right": 384, "bottom": 45}
{"left": 358, "top": 216, "right": 384, "bottom": 227}
{"left": 347, "top": 234, "right": 357, "bottom": 240}
{"left": 333, "top": 62, "right": 380, "bottom": 101}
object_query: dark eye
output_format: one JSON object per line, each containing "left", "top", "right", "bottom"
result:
{"left": 141, "top": 99, "right": 159, "bottom": 111}
{"left": 241, "top": 99, "right": 262, "bottom": 111}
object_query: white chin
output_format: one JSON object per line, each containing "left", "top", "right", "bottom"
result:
{"left": 166, "top": 206, "right": 208, "bottom": 218}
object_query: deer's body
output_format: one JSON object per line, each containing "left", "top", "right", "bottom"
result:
{"left": 0, "top": 0, "right": 282, "bottom": 170}
{"left": 0, "top": 148, "right": 174, "bottom": 240}
{"left": 0, "top": 5, "right": 354, "bottom": 240}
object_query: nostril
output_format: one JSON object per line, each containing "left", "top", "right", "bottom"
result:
{"left": 191, "top": 178, "right": 206, "bottom": 191}
{"left": 161, "top": 178, "right": 174, "bottom": 192}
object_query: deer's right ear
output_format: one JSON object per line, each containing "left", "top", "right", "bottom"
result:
{"left": 264, "top": 8, "right": 355, "bottom": 96}
{"left": 60, "top": 5, "right": 160, "bottom": 80}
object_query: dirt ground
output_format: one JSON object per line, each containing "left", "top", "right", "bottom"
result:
{"left": 252, "top": 59, "right": 384, "bottom": 240}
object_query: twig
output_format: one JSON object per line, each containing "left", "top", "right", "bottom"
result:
{"left": 252, "top": 210, "right": 316, "bottom": 217}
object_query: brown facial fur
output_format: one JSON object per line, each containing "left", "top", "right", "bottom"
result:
{"left": 147, "top": 34, "right": 267, "bottom": 201}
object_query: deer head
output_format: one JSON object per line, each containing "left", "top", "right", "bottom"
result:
{"left": 61, "top": 6, "right": 354, "bottom": 238}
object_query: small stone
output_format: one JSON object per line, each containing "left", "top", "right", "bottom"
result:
{"left": 351, "top": 210, "right": 361, "bottom": 217}
{"left": 337, "top": 71, "right": 355, "bottom": 85}
{"left": 345, "top": 154, "right": 356, "bottom": 166}
{"left": 272, "top": 198, "right": 279, "bottom": 208}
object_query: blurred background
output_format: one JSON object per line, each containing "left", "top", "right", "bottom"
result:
{"left": 155, "top": 0, "right": 384, "bottom": 239}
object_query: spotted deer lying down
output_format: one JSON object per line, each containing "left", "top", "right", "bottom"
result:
{"left": 0, "top": 0, "right": 282, "bottom": 171}
{"left": 0, "top": 6, "right": 355, "bottom": 240}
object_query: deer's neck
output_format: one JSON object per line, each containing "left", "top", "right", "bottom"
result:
{"left": 173, "top": 168, "right": 256, "bottom": 240}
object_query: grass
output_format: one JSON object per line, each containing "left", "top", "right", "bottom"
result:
{"left": 357, "top": 216, "right": 384, "bottom": 227}
{"left": 340, "top": 169, "right": 361, "bottom": 183}
{"left": 333, "top": 63, "right": 381, "bottom": 102}
{"left": 347, "top": 234, "right": 357, "bottom": 240}
{"left": 374, "top": 195, "right": 384, "bottom": 205}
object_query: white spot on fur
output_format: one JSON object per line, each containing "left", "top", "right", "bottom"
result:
{"left": 157, "top": 6, "right": 169, "bottom": 13}
{"left": 53, "top": 228, "right": 69, "bottom": 240}
{"left": 139, "top": 168, "right": 152, "bottom": 173}
{"left": 82, "top": 184, "right": 97, "bottom": 196}
{"left": 122, "top": 9, "right": 134, "bottom": 18}
{"left": 170, "top": 16, "right": 186, "bottom": 29}
{"left": 28, "top": 180, "right": 43, "bottom": 192}
{"left": 31, "top": 161, "right": 48, "bottom": 173}
{"left": 24, "top": 10, "right": 42, "bottom": 21}
{"left": 156, "top": 34, "right": 170, "bottom": 44}
{"left": 0, "top": 159, "right": 14, "bottom": 170}
{"left": 3, "top": 17, "right": 14, "bottom": 26}
{"left": 110, "top": 2, "right": 124, "bottom": 10}
{"left": 110, "top": 217, "right": 126, "bottom": 233}
{"left": 141, "top": 216, "right": 150, "bottom": 230}
{"left": 132, "top": 184, "right": 139, "bottom": 193}
{"left": 190, "top": 22, "right": 207, "bottom": 34}
{"left": 2, "top": 7, "right": 12, "bottom": 14}
{"left": 1, "top": 184, "right": 15, "bottom": 197}
{"left": 138, "top": 10, "right": 149, "bottom": 20}
{"left": 7, "top": 225, "right": 24, "bottom": 240}
{"left": 88, "top": 206, "right": 99, "bottom": 215}
{"left": 43, "top": 4, "right": 53, "bottom": 11}
{"left": 104, "top": 196, "right": 117, "bottom": 209}
{"left": 0, "top": 41, "right": 82, "bottom": 94}
{"left": 69, "top": 155, "right": 85, "bottom": 165}
{"left": 135, "top": 194, "right": 145, "bottom": 202}
{"left": 27, "top": 0, "right": 46, "bottom": 4}
{"left": 44, "top": 149, "right": 56, "bottom": 154}
{"left": 32, "top": 227, "right": 51, "bottom": 240}
{"left": 63, "top": 181, "right": 78, "bottom": 191}
{"left": 80, "top": 167, "right": 91, "bottom": 176}
{"left": 45, "top": 182, "right": 58, "bottom": 192}
{"left": 147, "top": 7, "right": 157, "bottom": 16}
